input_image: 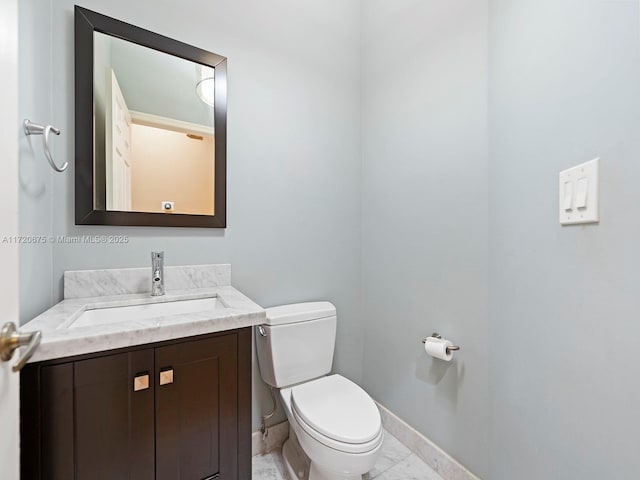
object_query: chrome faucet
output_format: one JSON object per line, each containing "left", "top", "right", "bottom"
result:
{"left": 151, "top": 251, "right": 165, "bottom": 296}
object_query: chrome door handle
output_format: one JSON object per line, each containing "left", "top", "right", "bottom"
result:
{"left": 0, "top": 322, "right": 42, "bottom": 372}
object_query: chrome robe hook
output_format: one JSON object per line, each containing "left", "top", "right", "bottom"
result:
{"left": 24, "top": 119, "right": 68, "bottom": 172}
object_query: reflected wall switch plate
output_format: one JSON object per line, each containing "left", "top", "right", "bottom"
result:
{"left": 559, "top": 158, "right": 599, "bottom": 225}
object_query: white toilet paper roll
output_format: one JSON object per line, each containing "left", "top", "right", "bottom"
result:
{"left": 424, "top": 337, "right": 453, "bottom": 361}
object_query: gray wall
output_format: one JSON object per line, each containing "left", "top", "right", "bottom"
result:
{"left": 22, "top": 0, "right": 363, "bottom": 431}
{"left": 360, "top": 1, "right": 489, "bottom": 477}
{"left": 488, "top": 0, "right": 640, "bottom": 478}
{"left": 18, "top": 0, "right": 54, "bottom": 324}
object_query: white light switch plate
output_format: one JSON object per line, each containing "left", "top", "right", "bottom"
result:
{"left": 559, "top": 158, "right": 599, "bottom": 225}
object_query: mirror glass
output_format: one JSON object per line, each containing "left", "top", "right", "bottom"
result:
{"left": 93, "top": 32, "right": 216, "bottom": 216}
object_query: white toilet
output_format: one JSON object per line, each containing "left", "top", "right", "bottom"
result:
{"left": 256, "top": 302, "right": 383, "bottom": 480}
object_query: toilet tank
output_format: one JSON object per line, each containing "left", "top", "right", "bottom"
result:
{"left": 256, "top": 302, "right": 337, "bottom": 388}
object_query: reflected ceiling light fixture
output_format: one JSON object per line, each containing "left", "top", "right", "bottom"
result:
{"left": 195, "top": 64, "right": 216, "bottom": 107}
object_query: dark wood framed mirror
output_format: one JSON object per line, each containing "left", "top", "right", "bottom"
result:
{"left": 75, "top": 6, "right": 227, "bottom": 228}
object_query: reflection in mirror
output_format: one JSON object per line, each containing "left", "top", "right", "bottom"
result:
{"left": 93, "top": 32, "right": 215, "bottom": 215}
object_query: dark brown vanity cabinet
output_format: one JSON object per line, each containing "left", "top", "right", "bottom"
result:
{"left": 20, "top": 328, "right": 252, "bottom": 480}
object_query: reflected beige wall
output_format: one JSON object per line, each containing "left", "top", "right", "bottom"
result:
{"left": 130, "top": 123, "right": 214, "bottom": 215}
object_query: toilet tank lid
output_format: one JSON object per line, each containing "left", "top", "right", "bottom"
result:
{"left": 264, "top": 302, "right": 336, "bottom": 325}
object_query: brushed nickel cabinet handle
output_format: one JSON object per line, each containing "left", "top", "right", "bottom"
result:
{"left": 160, "top": 368, "right": 174, "bottom": 386}
{"left": 133, "top": 373, "right": 150, "bottom": 392}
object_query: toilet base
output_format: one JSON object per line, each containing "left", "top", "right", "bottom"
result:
{"left": 282, "top": 428, "right": 310, "bottom": 480}
{"left": 309, "top": 462, "right": 362, "bottom": 480}
{"left": 282, "top": 425, "right": 365, "bottom": 480}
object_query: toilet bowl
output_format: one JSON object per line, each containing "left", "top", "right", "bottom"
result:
{"left": 281, "top": 375, "right": 383, "bottom": 479}
{"left": 255, "top": 302, "right": 383, "bottom": 480}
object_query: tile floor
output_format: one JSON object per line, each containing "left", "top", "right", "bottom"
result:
{"left": 252, "top": 429, "right": 445, "bottom": 480}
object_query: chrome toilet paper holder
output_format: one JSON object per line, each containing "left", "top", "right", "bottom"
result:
{"left": 421, "top": 333, "right": 460, "bottom": 354}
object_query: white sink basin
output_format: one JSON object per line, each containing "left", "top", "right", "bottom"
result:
{"left": 69, "top": 296, "right": 226, "bottom": 329}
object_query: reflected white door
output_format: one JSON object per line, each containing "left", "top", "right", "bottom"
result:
{"left": 0, "top": 0, "right": 21, "bottom": 478}
{"left": 106, "top": 68, "right": 132, "bottom": 211}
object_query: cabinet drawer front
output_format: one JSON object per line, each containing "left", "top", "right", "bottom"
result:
{"left": 155, "top": 334, "right": 238, "bottom": 480}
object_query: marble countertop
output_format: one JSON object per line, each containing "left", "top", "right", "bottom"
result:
{"left": 22, "top": 267, "right": 265, "bottom": 363}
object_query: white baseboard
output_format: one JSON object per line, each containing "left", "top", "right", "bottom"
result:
{"left": 376, "top": 402, "right": 482, "bottom": 480}
{"left": 252, "top": 421, "right": 290, "bottom": 457}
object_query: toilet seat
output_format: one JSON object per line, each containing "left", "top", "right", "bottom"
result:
{"left": 289, "top": 375, "right": 383, "bottom": 454}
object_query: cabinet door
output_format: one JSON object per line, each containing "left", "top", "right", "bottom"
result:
{"left": 155, "top": 334, "right": 238, "bottom": 480}
{"left": 21, "top": 363, "right": 75, "bottom": 480}
{"left": 74, "top": 349, "right": 155, "bottom": 480}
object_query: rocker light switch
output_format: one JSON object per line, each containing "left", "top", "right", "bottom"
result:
{"left": 576, "top": 177, "right": 588, "bottom": 209}
{"left": 559, "top": 158, "right": 599, "bottom": 225}
{"left": 563, "top": 181, "right": 574, "bottom": 211}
